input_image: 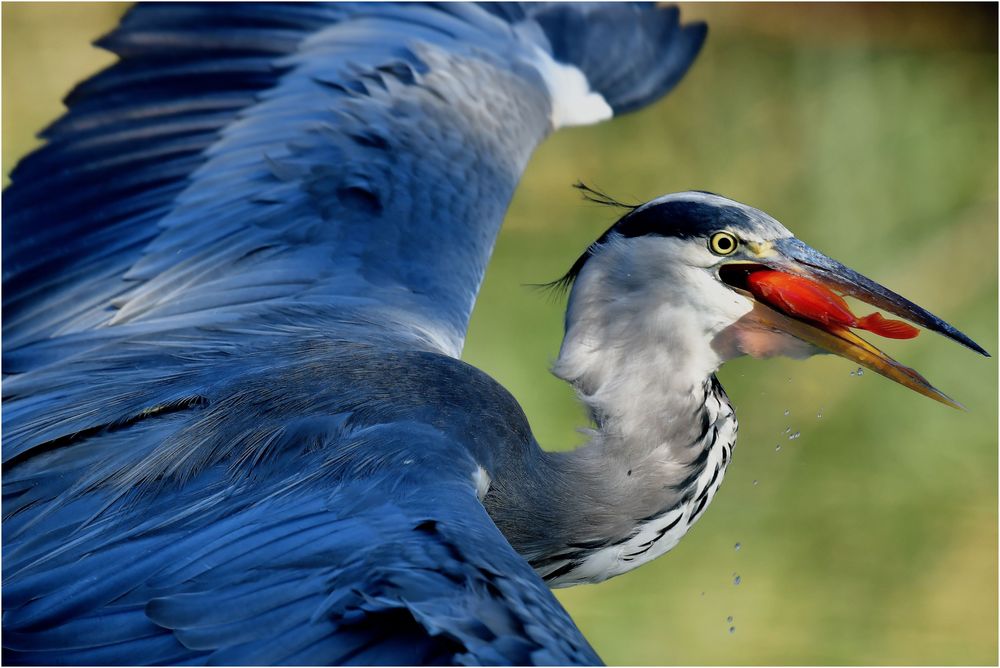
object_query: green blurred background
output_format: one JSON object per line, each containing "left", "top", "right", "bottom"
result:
{"left": 4, "top": 3, "right": 997, "bottom": 665}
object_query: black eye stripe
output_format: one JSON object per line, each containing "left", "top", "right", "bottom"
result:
{"left": 613, "top": 201, "right": 752, "bottom": 240}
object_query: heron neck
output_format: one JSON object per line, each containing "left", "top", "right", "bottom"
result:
{"left": 555, "top": 337, "right": 718, "bottom": 460}
{"left": 552, "top": 255, "right": 729, "bottom": 459}
{"left": 484, "top": 298, "right": 737, "bottom": 584}
{"left": 549, "top": 326, "right": 726, "bottom": 517}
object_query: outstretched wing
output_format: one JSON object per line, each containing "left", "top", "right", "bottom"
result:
{"left": 3, "top": 3, "right": 706, "bottom": 665}
{"left": 3, "top": 2, "right": 705, "bottom": 364}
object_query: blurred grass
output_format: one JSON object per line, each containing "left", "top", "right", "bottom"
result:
{"left": 4, "top": 3, "right": 997, "bottom": 665}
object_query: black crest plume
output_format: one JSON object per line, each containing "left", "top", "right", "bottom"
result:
{"left": 538, "top": 183, "right": 639, "bottom": 295}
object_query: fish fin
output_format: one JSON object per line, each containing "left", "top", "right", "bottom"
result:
{"left": 857, "top": 313, "right": 920, "bottom": 339}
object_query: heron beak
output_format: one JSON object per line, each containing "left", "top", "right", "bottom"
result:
{"left": 720, "top": 237, "right": 988, "bottom": 409}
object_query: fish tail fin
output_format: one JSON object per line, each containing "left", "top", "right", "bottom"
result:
{"left": 857, "top": 313, "right": 920, "bottom": 339}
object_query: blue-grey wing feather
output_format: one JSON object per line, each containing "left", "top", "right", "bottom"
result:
{"left": 7, "top": 3, "right": 542, "bottom": 357}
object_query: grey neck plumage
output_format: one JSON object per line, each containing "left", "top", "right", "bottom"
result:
{"left": 484, "top": 243, "right": 740, "bottom": 585}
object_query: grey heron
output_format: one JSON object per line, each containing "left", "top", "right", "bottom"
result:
{"left": 1, "top": 3, "right": 988, "bottom": 665}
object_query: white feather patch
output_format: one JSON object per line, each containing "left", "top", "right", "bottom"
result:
{"left": 473, "top": 465, "right": 492, "bottom": 501}
{"left": 532, "top": 47, "right": 612, "bottom": 129}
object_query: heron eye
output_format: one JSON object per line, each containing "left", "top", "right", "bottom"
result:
{"left": 709, "top": 231, "right": 739, "bottom": 256}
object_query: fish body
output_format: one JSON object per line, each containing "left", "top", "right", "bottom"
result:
{"left": 747, "top": 271, "right": 919, "bottom": 339}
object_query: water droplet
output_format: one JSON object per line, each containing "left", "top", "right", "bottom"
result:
{"left": 752, "top": 479, "right": 759, "bottom": 486}
{"left": 774, "top": 444, "right": 781, "bottom": 452}
{"left": 727, "top": 615, "right": 734, "bottom": 623}
{"left": 816, "top": 408, "right": 823, "bottom": 419}
{"left": 783, "top": 426, "right": 791, "bottom": 434}
{"left": 783, "top": 409, "right": 790, "bottom": 416}
{"left": 789, "top": 431, "right": 800, "bottom": 440}
{"left": 734, "top": 542, "right": 741, "bottom": 552}
{"left": 733, "top": 574, "right": 742, "bottom": 585}
{"left": 856, "top": 367, "right": 864, "bottom": 376}
{"left": 729, "top": 626, "right": 736, "bottom": 634}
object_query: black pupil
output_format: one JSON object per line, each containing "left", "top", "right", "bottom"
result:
{"left": 717, "top": 236, "right": 732, "bottom": 250}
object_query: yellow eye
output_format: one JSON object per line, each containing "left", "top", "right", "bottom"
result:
{"left": 709, "top": 231, "right": 739, "bottom": 256}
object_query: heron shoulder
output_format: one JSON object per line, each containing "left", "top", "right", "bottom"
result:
{"left": 141, "top": 341, "right": 536, "bottom": 489}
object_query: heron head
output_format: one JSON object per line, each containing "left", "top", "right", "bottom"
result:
{"left": 556, "top": 190, "right": 987, "bottom": 407}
